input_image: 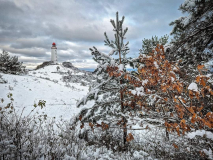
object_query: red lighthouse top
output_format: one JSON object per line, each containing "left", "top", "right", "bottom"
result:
{"left": 51, "top": 42, "right": 57, "bottom": 49}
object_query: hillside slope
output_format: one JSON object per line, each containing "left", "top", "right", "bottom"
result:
{"left": 0, "top": 63, "right": 94, "bottom": 120}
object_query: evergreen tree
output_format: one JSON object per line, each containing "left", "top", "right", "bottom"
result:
{"left": 169, "top": 0, "right": 213, "bottom": 66}
{"left": 75, "top": 12, "right": 136, "bottom": 146}
{"left": 0, "top": 50, "right": 26, "bottom": 74}
{"left": 140, "top": 35, "right": 169, "bottom": 55}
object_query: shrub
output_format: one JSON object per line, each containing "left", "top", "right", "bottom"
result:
{"left": 0, "top": 50, "right": 26, "bottom": 75}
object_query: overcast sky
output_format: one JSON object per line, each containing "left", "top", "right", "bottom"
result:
{"left": 0, "top": 0, "right": 185, "bottom": 69}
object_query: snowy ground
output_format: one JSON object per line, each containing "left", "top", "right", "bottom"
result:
{"left": 1, "top": 64, "right": 213, "bottom": 159}
{"left": 0, "top": 64, "right": 94, "bottom": 120}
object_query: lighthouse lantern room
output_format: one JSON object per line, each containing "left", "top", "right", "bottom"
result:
{"left": 51, "top": 42, "right": 57, "bottom": 64}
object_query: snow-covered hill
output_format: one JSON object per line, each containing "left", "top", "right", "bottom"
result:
{"left": 0, "top": 63, "right": 95, "bottom": 120}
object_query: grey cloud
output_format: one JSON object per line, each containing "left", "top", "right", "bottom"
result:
{"left": 70, "top": 59, "right": 87, "bottom": 63}
{"left": 19, "top": 58, "right": 45, "bottom": 63}
{"left": 0, "top": 0, "right": 185, "bottom": 69}
{"left": 0, "top": 46, "right": 48, "bottom": 58}
{"left": 10, "top": 38, "right": 51, "bottom": 49}
{"left": 58, "top": 50, "right": 92, "bottom": 61}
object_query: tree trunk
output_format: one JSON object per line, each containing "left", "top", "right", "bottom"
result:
{"left": 116, "top": 11, "right": 127, "bottom": 145}
{"left": 123, "top": 117, "right": 127, "bottom": 145}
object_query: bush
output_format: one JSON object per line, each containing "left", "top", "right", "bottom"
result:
{"left": 0, "top": 94, "right": 145, "bottom": 159}
{"left": 0, "top": 50, "right": 26, "bottom": 75}
{"left": 0, "top": 74, "right": 7, "bottom": 83}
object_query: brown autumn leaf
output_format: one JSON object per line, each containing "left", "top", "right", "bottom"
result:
{"left": 89, "top": 122, "right": 94, "bottom": 127}
{"left": 197, "top": 65, "right": 204, "bottom": 70}
{"left": 196, "top": 76, "right": 200, "bottom": 83}
{"left": 204, "top": 121, "right": 211, "bottom": 128}
{"left": 189, "top": 90, "right": 194, "bottom": 99}
{"left": 101, "top": 122, "right": 109, "bottom": 131}
{"left": 137, "top": 101, "right": 142, "bottom": 107}
{"left": 126, "top": 133, "right": 134, "bottom": 142}
{"left": 191, "top": 114, "right": 196, "bottom": 124}
{"left": 96, "top": 123, "right": 102, "bottom": 127}
{"left": 155, "top": 47, "right": 160, "bottom": 53}
{"left": 197, "top": 106, "right": 203, "bottom": 112}
{"left": 181, "top": 119, "right": 186, "bottom": 124}
{"left": 200, "top": 78, "right": 206, "bottom": 87}
{"left": 201, "top": 88, "right": 205, "bottom": 97}
{"left": 141, "top": 68, "right": 146, "bottom": 74}
{"left": 173, "top": 97, "right": 178, "bottom": 103}
{"left": 206, "top": 112, "right": 213, "bottom": 118}
{"left": 176, "top": 127, "right": 180, "bottom": 136}
{"left": 199, "top": 151, "right": 206, "bottom": 157}
{"left": 109, "top": 72, "right": 113, "bottom": 77}
{"left": 176, "top": 85, "right": 182, "bottom": 93}
{"left": 161, "top": 85, "right": 167, "bottom": 92}
{"left": 89, "top": 122, "right": 94, "bottom": 132}
{"left": 80, "top": 123, "right": 84, "bottom": 129}
{"left": 173, "top": 143, "right": 178, "bottom": 149}
{"left": 161, "top": 55, "right": 165, "bottom": 59}
{"left": 188, "top": 107, "right": 195, "bottom": 114}
{"left": 195, "top": 91, "right": 200, "bottom": 100}
{"left": 124, "top": 74, "right": 128, "bottom": 79}
{"left": 79, "top": 115, "right": 82, "bottom": 121}
{"left": 181, "top": 98, "right": 186, "bottom": 104}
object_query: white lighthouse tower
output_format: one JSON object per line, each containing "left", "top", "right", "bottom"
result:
{"left": 51, "top": 42, "right": 57, "bottom": 64}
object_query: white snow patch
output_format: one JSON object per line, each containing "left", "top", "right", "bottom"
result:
{"left": 202, "top": 148, "right": 213, "bottom": 160}
{"left": 131, "top": 87, "right": 145, "bottom": 96}
{"left": 0, "top": 65, "right": 93, "bottom": 120}
{"left": 154, "top": 61, "right": 159, "bottom": 69}
{"left": 188, "top": 82, "right": 198, "bottom": 92}
{"left": 187, "top": 130, "right": 213, "bottom": 140}
{"left": 142, "top": 79, "right": 148, "bottom": 85}
{"left": 108, "top": 49, "right": 115, "bottom": 56}
{"left": 119, "top": 64, "right": 124, "bottom": 71}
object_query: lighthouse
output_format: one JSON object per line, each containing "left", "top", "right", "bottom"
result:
{"left": 51, "top": 42, "right": 57, "bottom": 64}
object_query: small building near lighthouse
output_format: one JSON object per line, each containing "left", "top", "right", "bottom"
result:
{"left": 51, "top": 42, "right": 57, "bottom": 64}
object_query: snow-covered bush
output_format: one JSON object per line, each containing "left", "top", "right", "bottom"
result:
{"left": 62, "top": 74, "right": 95, "bottom": 85}
{"left": 0, "top": 74, "right": 7, "bottom": 83}
{"left": 35, "top": 61, "right": 52, "bottom": 70}
{"left": 80, "top": 81, "right": 87, "bottom": 86}
{"left": 0, "top": 50, "right": 26, "bottom": 75}
{"left": 0, "top": 94, "right": 152, "bottom": 159}
{"left": 53, "top": 79, "right": 58, "bottom": 83}
{"left": 0, "top": 94, "right": 85, "bottom": 159}
{"left": 56, "top": 66, "right": 60, "bottom": 71}
{"left": 8, "top": 85, "right": 13, "bottom": 90}
{"left": 123, "top": 45, "right": 213, "bottom": 159}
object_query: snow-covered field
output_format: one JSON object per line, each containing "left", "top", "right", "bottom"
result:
{"left": 1, "top": 64, "right": 213, "bottom": 159}
{"left": 0, "top": 64, "right": 94, "bottom": 120}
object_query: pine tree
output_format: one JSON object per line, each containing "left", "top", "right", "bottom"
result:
{"left": 140, "top": 35, "right": 169, "bottom": 55}
{"left": 75, "top": 12, "right": 135, "bottom": 146}
{"left": 0, "top": 50, "right": 26, "bottom": 74}
{"left": 169, "top": 0, "right": 213, "bottom": 66}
